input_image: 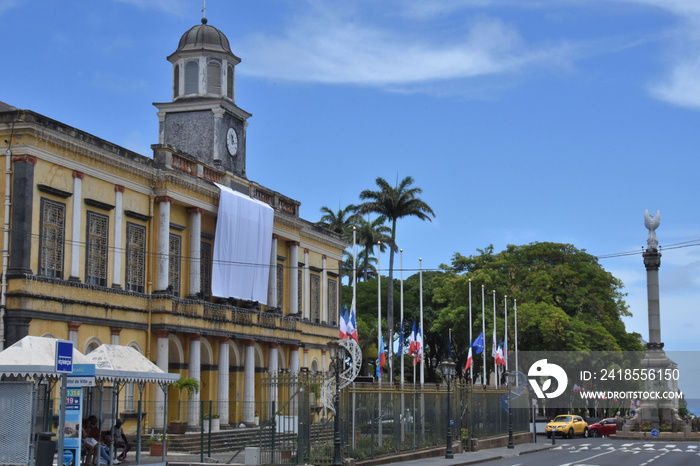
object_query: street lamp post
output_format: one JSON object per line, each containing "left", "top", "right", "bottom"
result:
{"left": 327, "top": 341, "right": 343, "bottom": 466}
{"left": 432, "top": 356, "right": 456, "bottom": 459}
{"left": 507, "top": 371, "right": 515, "bottom": 449}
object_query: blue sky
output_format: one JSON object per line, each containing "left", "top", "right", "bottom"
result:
{"left": 2, "top": 0, "right": 699, "bottom": 354}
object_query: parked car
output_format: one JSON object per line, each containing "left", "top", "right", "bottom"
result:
{"left": 587, "top": 417, "right": 617, "bottom": 437}
{"left": 545, "top": 415, "right": 588, "bottom": 438}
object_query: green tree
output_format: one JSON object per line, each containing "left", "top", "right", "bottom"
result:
{"left": 359, "top": 176, "right": 435, "bottom": 381}
{"left": 316, "top": 204, "right": 359, "bottom": 242}
{"left": 432, "top": 242, "right": 643, "bottom": 382}
{"left": 355, "top": 215, "right": 392, "bottom": 282}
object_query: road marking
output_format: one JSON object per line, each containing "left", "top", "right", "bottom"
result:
{"left": 557, "top": 449, "right": 617, "bottom": 466}
{"left": 688, "top": 445, "right": 698, "bottom": 449}
{"left": 665, "top": 444, "right": 675, "bottom": 448}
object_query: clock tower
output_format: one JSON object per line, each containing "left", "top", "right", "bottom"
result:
{"left": 154, "top": 17, "right": 250, "bottom": 177}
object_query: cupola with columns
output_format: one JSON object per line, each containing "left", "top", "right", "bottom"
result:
{"left": 154, "top": 16, "right": 250, "bottom": 177}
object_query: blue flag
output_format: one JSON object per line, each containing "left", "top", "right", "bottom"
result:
{"left": 472, "top": 332, "right": 485, "bottom": 355}
{"left": 398, "top": 319, "right": 405, "bottom": 355}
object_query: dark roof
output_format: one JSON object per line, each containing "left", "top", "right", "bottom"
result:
{"left": 0, "top": 101, "right": 18, "bottom": 112}
{"left": 173, "top": 18, "right": 232, "bottom": 55}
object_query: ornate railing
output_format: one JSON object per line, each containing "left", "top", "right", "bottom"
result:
{"left": 171, "top": 153, "right": 197, "bottom": 176}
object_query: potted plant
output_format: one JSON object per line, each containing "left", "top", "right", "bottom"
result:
{"left": 170, "top": 377, "right": 200, "bottom": 433}
{"left": 203, "top": 412, "right": 220, "bottom": 433}
{"left": 146, "top": 432, "right": 169, "bottom": 456}
{"left": 254, "top": 410, "right": 260, "bottom": 426}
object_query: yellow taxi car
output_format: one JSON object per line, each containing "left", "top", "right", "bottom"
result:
{"left": 545, "top": 414, "right": 588, "bottom": 438}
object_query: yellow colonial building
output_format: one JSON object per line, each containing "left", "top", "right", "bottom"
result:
{"left": 0, "top": 18, "right": 345, "bottom": 429}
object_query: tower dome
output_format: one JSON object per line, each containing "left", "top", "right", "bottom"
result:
{"left": 167, "top": 18, "right": 241, "bottom": 102}
{"left": 171, "top": 18, "right": 232, "bottom": 57}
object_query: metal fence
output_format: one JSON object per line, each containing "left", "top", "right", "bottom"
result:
{"left": 338, "top": 383, "right": 530, "bottom": 461}
{"left": 34, "top": 376, "right": 529, "bottom": 465}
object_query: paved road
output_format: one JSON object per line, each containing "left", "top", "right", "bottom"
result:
{"left": 482, "top": 438, "right": 700, "bottom": 466}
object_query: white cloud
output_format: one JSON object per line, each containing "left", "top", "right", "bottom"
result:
{"left": 650, "top": 59, "right": 700, "bottom": 109}
{"left": 239, "top": 5, "right": 569, "bottom": 89}
{"left": 112, "top": 0, "right": 190, "bottom": 16}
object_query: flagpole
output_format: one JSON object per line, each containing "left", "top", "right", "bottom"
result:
{"left": 468, "top": 279, "right": 473, "bottom": 384}
{"left": 419, "top": 258, "right": 425, "bottom": 438}
{"left": 353, "top": 226, "right": 357, "bottom": 320}
{"left": 514, "top": 299, "right": 518, "bottom": 374}
{"left": 400, "top": 249, "right": 405, "bottom": 443}
{"left": 377, "top": 240, "right": 382, "bottom": 385}
{"left": 419, "top": 258, "right": 424, "bottom": 388}
{"left": 493, "top": 290, "right": 497, "bottom": 388}
{"left": 400, "top": 249, "right": 405, "bottom": 387}
{"left": 377, "top": 241, "right": 382, "bottom": 445}
{"left": 481, "top": 285, "right": 486, "bottom": 386}
{"left": 504, "top": 296, "right": 508, "bottom": 373}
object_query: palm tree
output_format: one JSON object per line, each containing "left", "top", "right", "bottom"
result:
{"left": 355, "top": 215, "right": 392, "bottom": 282}
{"left": 359, "top": 176, "right": 435, "bottom": 382}
{"left": 316, "top": 204, "right": 359, "bottom": 242}
{"left": 174, "top": 377, "right": 200, "bottom": 421}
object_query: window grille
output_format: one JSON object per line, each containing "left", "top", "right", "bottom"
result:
{"left": 184, "top": 60, "right": 198, "bottom": 95}
{"left": 200, "top": 241, "right": 212, "bottom": 299}
{"left": 39, "top": 198, "right": 65, "bottom": 279}
{"left": 328, "top": 278, "right": 338, "bottom": 326}
{"left": 311, "top": 274, "right": 320, "bottom": 322}
{"left": 207, "top": 60, "right": 222, "bottom": 95}
{"left": 169, "top": 233, "right": 181, "bottom": 296}
{"left": 276, "top": 263, "right": 284, "bottom": 310}
{"left": 298, "top": 269, "right": 303, "bottom": 315}
{"left": 125, "top": 222, "right": 146, "bottom": 293}
{"left": 173, "top": 64, "right": 180, "bottom": 98}
{"left": 86, "top": 211, "right": 109, "bottom": 286}
{"left": 227, "top": 65, "right": 234, "bottom": 99}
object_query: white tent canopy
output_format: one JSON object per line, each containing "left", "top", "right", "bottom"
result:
{"left": 84, "top": 344, "right": 179, "bottom": 384}
{"left": 0, "top": 336, "right": 92, "bottom": 378}
{"left": 0, "top": 337, "right": 179, "bottom": 384}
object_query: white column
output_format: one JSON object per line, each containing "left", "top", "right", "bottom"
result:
{"left": 268, "top": 343, "right": 279, "bottom": 411}
{"left": 110, "top": 327, "right": 120, "bottom": 346}
{"left": 243, "top": 340, "right": 256, "bottom": 424}
{"left": 69, "top": 171, "right": 83, "bottom": 280}
{"left": 68, "top": 322, "right": 80, "bottom": 347}
{"left": 304, "top": 249, "right": 310, "bottom": 319}
{"left": 322, "top": 255, "right": 328, "bottom": 323}
{"left": 155, "top": 331, "right": 169, "bottom": 429}
{"left": 321, "top": 349, "right": 327, "bottom": 374}
{"left": 288, "top": 242, "right": 299, "bottom": 315}
{"left": 303, "top": 348, "right": 309, "bottom": 369}
{"left": 112, "top": 185, "right": 124, "bottom": 288}
{"left": 188, "top": 334, "right": 201, "bottom": 427}
{"left": 289, "top": 345, "right": 300, "bottom": 374}
{"left": 268, "top": 235, "right": 278, "bottom": 308}
{"left": 217, "top": 337, "right": 230, "bottom": 426}
{"left": 212, "top": 108, "right": 224, "bottom": 164}
{"left": 156, "top": 196, "right": 172, "bottom": 292}
{"left": 188, "top": 208, "right": 202, "bottom": 297}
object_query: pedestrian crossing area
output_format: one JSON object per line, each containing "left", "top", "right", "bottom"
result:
{"left": 552, "top": 442, "right": 700, "bottom": 456}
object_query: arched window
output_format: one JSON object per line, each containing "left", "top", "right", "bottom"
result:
{"left": 227, "top": 65, "right": 234, "bottom": 99}
{"left": 207, "top": 60, "right": 222, "bottom": 95}
{"left": 173, "top": 64, "right": 180, "bottom": 99}
{"left": 184, "top": 61, "right": 199, "bottom": 95}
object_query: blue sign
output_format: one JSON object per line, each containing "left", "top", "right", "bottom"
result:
{"left": 55, "top": 340, "right": 74, "bottom": 373}
{"left": 651, "top": 429, "right": 659, "bottom": 437}
{"left": 62, "top": 449, "right": 74, "bottom": 466}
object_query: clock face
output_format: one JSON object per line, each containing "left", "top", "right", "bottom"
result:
{"left": 226, "top": 127, "right": 238, "bottom": 155}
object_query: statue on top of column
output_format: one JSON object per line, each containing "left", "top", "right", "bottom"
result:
{"left": 644, "top": 209, "right": 661, "bottom": 251}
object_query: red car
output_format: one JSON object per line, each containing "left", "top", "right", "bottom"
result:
{"left": 587, "top": 418, "right": 617, "bottom": 437}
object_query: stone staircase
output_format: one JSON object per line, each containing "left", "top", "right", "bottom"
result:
{"left": 164, "top": 424, "right": 334, "bottom": 455}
